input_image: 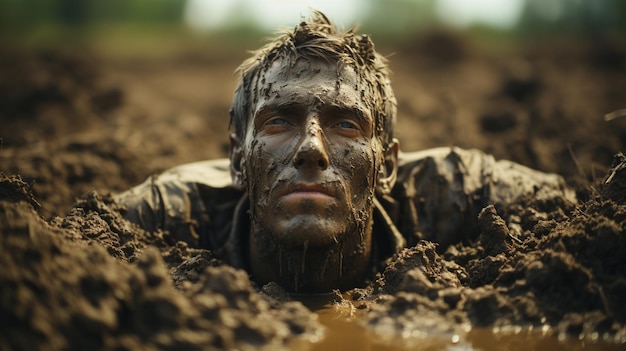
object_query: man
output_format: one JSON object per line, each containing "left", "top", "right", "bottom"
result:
{"left": 114, "top": 12, "right": 575, "bottom": 293}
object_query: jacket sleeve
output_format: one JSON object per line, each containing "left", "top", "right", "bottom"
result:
{"left": 112, "top": 159, "right": 241, "bottom": 248}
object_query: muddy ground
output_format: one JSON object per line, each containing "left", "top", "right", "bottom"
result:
{"left": 1, "top": 31, "right": 626, "bottom": 350}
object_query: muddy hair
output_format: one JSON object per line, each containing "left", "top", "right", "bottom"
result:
{"left": 229, "top": 10, "right": 397, "bottom": 146}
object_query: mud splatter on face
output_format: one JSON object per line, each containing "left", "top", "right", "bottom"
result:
{"left": 240, "top": 58, "right": 384, "bottom": 292}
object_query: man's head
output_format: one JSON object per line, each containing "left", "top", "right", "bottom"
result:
{"left": 230, "top": 11, "right": 397, "bottom": 150}
{"left": 228, "top": 11, "right": 399, "bottom": 291}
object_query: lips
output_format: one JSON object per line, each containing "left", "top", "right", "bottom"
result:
{"left": 275, "top": 183, "right": 337, "bottom": 202}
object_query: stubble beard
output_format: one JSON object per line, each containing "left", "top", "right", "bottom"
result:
{"left": 248, "top": 188, "right": 375, "bottom": 292}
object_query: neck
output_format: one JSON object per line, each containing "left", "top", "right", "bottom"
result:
{"left": 248, "top": 221, "right": 373, "bottom": 293}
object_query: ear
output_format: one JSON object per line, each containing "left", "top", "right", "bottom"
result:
{"left": 229, "top": 133, "right": 246, "bottom": 191}
{"left": 376, "top": 138, "right": 399, "bottom": 196}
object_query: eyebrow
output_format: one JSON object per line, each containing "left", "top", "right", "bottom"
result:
{"left": 254, "top": 102, "right": 305, "bottom": 120}
{"left": 321, "top": 104, "right": 371, "bottom": 123}
{"left": 255, "top": 100, "right": 372, "bottom": 124}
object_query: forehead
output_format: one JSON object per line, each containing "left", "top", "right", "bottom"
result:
{"left": 261, "top": 58, "right": 360, "bottom": 86}
{"left": 253, "top": 58, "right": 369, "bottom": 111}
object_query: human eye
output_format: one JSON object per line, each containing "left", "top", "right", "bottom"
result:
{"left": 334, "top": 119, "right": 362, "bottom": 137}
{"left": 261, "top": 116, "right": 291, "bottom": 134}
{"left": 336, "top": 121, "right": 358, "bottom": 129}
{"left": 266, "top": 117, "right": 288, "bottom": 125}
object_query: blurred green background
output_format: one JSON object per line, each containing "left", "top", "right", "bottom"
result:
{"left": 1, "top": 0, "right": 625, "bottom": 57}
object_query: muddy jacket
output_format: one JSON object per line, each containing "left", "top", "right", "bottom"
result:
{"left": 114, "top": 147, "right": 575, "bottom": 269}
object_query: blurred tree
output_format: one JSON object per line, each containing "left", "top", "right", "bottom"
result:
{"left": 58, "top": 0, "right": 87, "bottom": 27}
{"left": 0, "top": 0, "right": 186, "bottom": 30}
{"left": 361, "top": 0, "right": 439, "bottom": 38}
{"left": 2, "top": 0, "right": 624, "bottom": 48}
{"left": 518, "top": 0, "right": 626, "bottom": 35}
{"left": 0, "top": 0, "right": 54, "bottom": 30}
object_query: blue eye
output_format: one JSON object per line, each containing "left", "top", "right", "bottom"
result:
{"left": 337, "top": 121, "right": 357, "bottom": 129}
{"left": 267, "top": 118, "right": 288, "bottom": 125}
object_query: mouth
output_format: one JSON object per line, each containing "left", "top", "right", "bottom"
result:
{"left": 277, "top": 183, "right": 336, "bottom": 203}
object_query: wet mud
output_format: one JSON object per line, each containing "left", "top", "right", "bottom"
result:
{"left": 359, "top": 156, "right": 626, "bottom": 342}
{"left": 0, "top": 174, "right": 322, "bottom": 350}
{"left": 2, "top": 32, "right": 626, "bottom": 350}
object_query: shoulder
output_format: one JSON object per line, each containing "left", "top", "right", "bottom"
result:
{"left": 397, "top": 146, "right": 575, "bottom": 203}
{"left": 151, "top": 158, "right": 233, "bottom": 188}
{"left": 398, "top": 146, "right": 495, "bottom": 169}
{"left": 113, "top": 158, "right": 241, "bottom": 247}
{"left": 391, "top": 146, "right": 575, "bottom": 248}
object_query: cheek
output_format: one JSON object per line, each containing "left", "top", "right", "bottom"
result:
{"left": 333, "top": 140, "right": 379, "bottom": 201}
{"left": 249, "top": 138, "right": 292, "bottom": 175}
{"left": 244, "top": 141, "right": 267, "bottom": 203}
{"left": 245, "top": 138, "right": 292, "bottom": 205}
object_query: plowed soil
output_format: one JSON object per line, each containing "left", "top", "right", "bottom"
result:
{"left": 1, "top": 32, "right": 626, "bottom": 350}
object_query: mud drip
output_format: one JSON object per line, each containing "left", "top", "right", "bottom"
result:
{"left": 301, "top": 241, "right": 308, "bottom": 273}
{"left": 338, "top": 243, "right": 343, "bottom": 278}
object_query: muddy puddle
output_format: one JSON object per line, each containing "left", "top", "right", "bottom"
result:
{"left": 294, "top": 295, "right": 624, "bottom": 351}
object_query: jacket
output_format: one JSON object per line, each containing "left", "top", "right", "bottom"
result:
{"left": 113, "top": 146, "right": 576, "bottom": 269}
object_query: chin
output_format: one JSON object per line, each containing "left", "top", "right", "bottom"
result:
{"left": 269, "top": 216, "right": 348, "bottom": 248}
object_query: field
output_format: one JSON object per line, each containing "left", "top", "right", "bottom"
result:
{"left": 1, "top": 30, "right": 626, "bottom": 350}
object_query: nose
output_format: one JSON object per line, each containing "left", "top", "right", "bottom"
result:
{"left": 293, "top": 121, "right": 330, "bottom": 170}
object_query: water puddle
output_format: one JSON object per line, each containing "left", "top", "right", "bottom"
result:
{"left": 290, "top": 294, "right": 624, "bottom": 351}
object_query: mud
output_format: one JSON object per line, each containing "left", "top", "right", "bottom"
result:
{"left": 0, "top": 174, "right": 323, "bottom": 350}
{"left": 359, "top": 158, "right": 626, "bottom": 342}
{"left": 1, "top": 31, "right": 626, "bottom": 349}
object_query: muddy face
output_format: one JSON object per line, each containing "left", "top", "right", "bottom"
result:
{"left": 242, "top": 59, "right": 384, "bottom": 250}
